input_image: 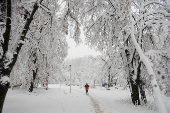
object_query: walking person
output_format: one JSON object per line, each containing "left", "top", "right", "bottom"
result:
{"left": 85, "top": 83, "right": 89, "bottom": 94}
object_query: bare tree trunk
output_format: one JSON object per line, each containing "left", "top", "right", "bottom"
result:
{"left": 128, "top": 63, "right": 140, "bottom": 105}
{"left": 137, "top": 62, "right": 147, "bottom": 104}
{"left": 139, "top": 81, "right": 147, "bottom": 103}
{"left": 0, "top": 0, "right": 11, "bottom": 112}
{"left": 108, "top": 74, "right": 110, "bottom": 88}
{"left": 29, "top": 68, "right": 38, "bottom": 92}
{"left": 125, "top": 49, "right": 140, "bottom": 105}
{"left": 29, "top": 53, "right": 38, "bottom": 92}
{"left": 0, "top": 83, "right": 9, "bottom": 113}
{"left": 29, "top": 81, "right": 34, "bottom": 92}
{"left": 129, "top": 80, "right": 140, "bottom": 105}
{"left": 107, "top": 67, "right": 111, "bottom": 88}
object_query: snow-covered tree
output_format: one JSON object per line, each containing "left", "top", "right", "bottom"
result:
{"left": 10, "top": 7, "right": 68, "bottom": 91}
{"left": 82, "top": 0, "right": 169, "bottom": 112}
{"left": 100, "top": 49, "right": 123, "bottom": 88}
{"left": 0, "top": 0, "right": 71, "bottom": 112}
{"left": 63, "top": 55, "right": 103, "bottom": 87}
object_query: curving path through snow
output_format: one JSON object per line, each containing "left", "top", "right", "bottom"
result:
{"left": 74, "top": 89, "right": 103, "bottom": 113}
{"left": 88, "top": 94, "right": 103, "bottom": 113}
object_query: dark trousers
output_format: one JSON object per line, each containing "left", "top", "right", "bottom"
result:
{"left": 86, "top": 90, "right": 88, "bottom": 94}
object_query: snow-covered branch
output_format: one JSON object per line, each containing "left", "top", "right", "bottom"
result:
{"left": 144, "top": 1, "right": 165, "bottom": 8}
{"left": 86, "top": 5, "right": 112, "bottom": 33}
{"left": 133, "top": 10, "right": 170, "bottom": 27}
{"left": 84, "top": 5, "right": 98, "bottom": 14}
{"left": 39, "top": 3, "right": 52, "bottom": 15}
{"left": 106, "top": 0, "right": 116, "bottom": 11}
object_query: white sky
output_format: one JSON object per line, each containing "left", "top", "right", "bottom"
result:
{"left": 65, "top": 27, "right": 101, "bottom": 59}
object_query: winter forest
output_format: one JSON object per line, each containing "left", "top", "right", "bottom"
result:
{"left": 0, "top": 0, "right": 170, "bottom": 113}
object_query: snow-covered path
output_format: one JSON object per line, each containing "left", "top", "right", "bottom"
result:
{"left": 74, "top": 89, "right": 103, "bottom": 113}
{"left": 3, "top": 84, "right": 170, "bottom": 113}
{"left": 88, "top": 94, "right": 103, "bottom": 113}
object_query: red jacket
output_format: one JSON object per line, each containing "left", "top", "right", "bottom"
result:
{"left": 85, "top": 84, "right": 89, "bottom": 90}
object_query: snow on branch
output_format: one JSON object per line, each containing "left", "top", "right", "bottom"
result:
{"left": 0, "top": 76, "right": 10, "bottom": 85}
{"left": 145, "top": 49, "right": 170, "bottom": 63}
{"left": 84, "top": 5, "right": 98, "bottom": 14}
{"left": 145, "top": 49, "right": 162, "bottom": 59}
{"left": 106, "top": 0, "right": 116, "bottom": 12}
{"left": 144, "top": 1, "right": 165, "bottom": 8}
{"left": 141, "top": 20, "right": 169, "bottom": 31}
{"left": 144, "top": 10, "right": 170, "bottom": 18}
{"left": 4, "top": 51, "right": 14, "bottom": 69}
{"left": 21, "top": 0, "right": 36, "bottom": 4}
{"left": 69, "top": 13, "right": 80, "bottom": 26}
{"left": 133, "top": 10, "right": 170, "bottom": 27}
{"left": 131, "top": 1, "right": 140, "bottom": 10}
{"left": 0, "top": 22, "right": 5, "bottom": 26}
{"left": 18, "top": 40, "right": 25, "bottom": 45}
{"left": 86, "top": 5, "right": 112, "bottom": 33}
{"left": 39, "top": 3, "right": 52, "bottom": 15}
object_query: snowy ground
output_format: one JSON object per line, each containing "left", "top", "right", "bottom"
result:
{"left": 3, "top": 84, "right": 170, "bottom": 113}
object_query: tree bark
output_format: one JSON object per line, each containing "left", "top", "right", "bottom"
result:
{"left": 139, "top": 81, "right": 147, "bottom": 103}
{"left": 128, "top": 61, "right": 140, "bottom": 105}
{"left": 129, "top": 79, "right": 140, "bottom": 105}
{"left": 107, "top": 66, "right": 111, "bottom": 88}
{"left": 0, "top": 83, "right": 9, "bottom": 113}
{"left": 0, "top": 0, "right": 11, "bottom": 112}
{"left": 29, "top": 81, "right": 34, "bottom": 92}
{"left": 125, "top": 49, "right": 141, "bottom": 105}
{"left": 127, "top": 51, "right": 147, "bottom": 105}
{"left": 29, "top": 53, "right": 38, "bottom": 92}
{"left": 137, "top": 62, "right": 147, "bottom": 104}
{"left": 29, "top": 68, "right": 38, "bottom": 92}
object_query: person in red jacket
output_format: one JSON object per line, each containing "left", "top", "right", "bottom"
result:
{"left": 85, "top": 83, "right": 89, "bottom": 94}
